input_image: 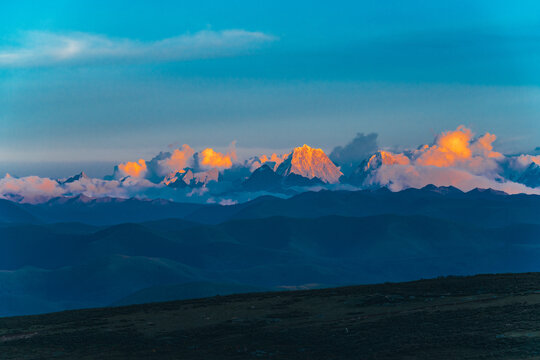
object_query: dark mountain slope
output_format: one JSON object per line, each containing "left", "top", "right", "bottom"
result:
{"left": 1, "top": 213, "right": 539, "bottom": 317}
{"left": 5, "top": 186, "right": 539, "bottom": 227}
{"left": 225, "top": 187, "right": 540, "bottom": 227}
{"left": 20, "top": 196, "right": 205, "bottom": 225}
{"left": 2, "top": 273, "right": 540, "bottom": 360}
{"left": 0, "top": 255, "right": 205, "bottom": 317}
{"left": 0, "top": 199, "right": 38, "bottom": 223}
{"left": 112, "top": 281, "right": 266, "bottom": 306}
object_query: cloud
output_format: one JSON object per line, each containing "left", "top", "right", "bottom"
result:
{"left": 156, "top": 145, "right": 195, "bottom": 175}
{"left": 0, "top": 30, "right": 277, "bottom": 68}
{"left": 359, "top": 125, "right": 540, "bottom": 195}
{"left": 0, "top": 174, "right": 156, "bottom": 204}
{"left": 369, "top": 164, "right": 540, "bottom": 195}
{"left": 111, "top": 142, "right": 238, "bottom": 184}
{"left": 248, "top": 153, "right": 289, "bottom": 172}
{"left": 116, "top": 159, "right": 147, "bottom": 178}
{"left": 198, "top": 144, "right": 237, "bottom": 169}
{"left": 0, "top": 175, "right": 64, "bottom": 203}
{"left": 1, "top": 127, "right": 539, "bottom": 204}
{"left": 365, "top": 151, "right": 410, "bottom": 169}
{"left": 414, "top": 126, "right": 502, "bottom": 173}
{"left": 330, "top": 133, "right": 378, "bottom": 169}
{"left": 511, "top": 154, "right": 540, "bottom": 169}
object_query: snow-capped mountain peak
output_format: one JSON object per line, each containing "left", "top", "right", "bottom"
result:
{"left": 276, "top": 144, "right": 342, "bottom": 184}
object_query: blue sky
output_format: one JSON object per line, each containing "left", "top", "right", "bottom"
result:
{"left": 1, "top": 1, "right": 540, "bottom": 176}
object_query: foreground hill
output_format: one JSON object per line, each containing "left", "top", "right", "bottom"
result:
{"left": 1, "top": 273, "right": 540, "bottom": 359}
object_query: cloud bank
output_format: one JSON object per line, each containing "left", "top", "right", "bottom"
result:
{"left": 357, "top": 126, "right": 540, "bottom": 195}
{"left": 0, "top": 30, "right": 276, "bottom": 67}
{"left": 0, "top": 126, "right": 539, "bottom": 204}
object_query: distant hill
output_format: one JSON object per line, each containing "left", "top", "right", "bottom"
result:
{"left": 225, "top": 186, "right": 540, "bottom": 227}
{"left": 18, "top": 196, "right": 205, "bottom": 225}
{"left": 0, "top": 199, "right": 37, "bottom": 224}
{"left": 5, "top": 186, "right": 540, "bottom": 227}
{"left": 1, "top": 186, "right": 539, "bottom": 316}
{"left": 1, "top": 212, "right": 539, "bottom": 316}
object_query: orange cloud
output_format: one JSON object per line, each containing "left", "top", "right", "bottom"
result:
{"left": 159, "top": 144, "right": 194, "bottom": 174}
{"left": 472, "top": 133, "right": 502, "bottom": 158}
{"left": 365, "top": 150, "right": 410, "bottom": 170}
{"left": 251, "top": 153, "right": 289, "bottom": 171}
{"left": 200, "top": 148, "right": 236, "bottom": 169}
{"left": 117, "top": 159, "right": 147, "bottom": 178}
{"left": 415, "top": 126, "right": 502, "bottom": 168}
{"left": 416, "top": 126, "right": 473, "bottom": 167}
{"left": 358, "top": 126, "right": 540, "bottom": 194}
{"left": 259, "top": 153, "right": 288, "bottom": 165}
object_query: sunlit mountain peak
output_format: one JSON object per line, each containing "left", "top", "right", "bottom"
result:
{"left": 276, "top": 144, "right": 342, "bottom": 184}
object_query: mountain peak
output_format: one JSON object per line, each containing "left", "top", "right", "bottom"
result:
{"left": 242, "top": 164, "right": 283, "bottom": 191}
{"left": 365, "top": 151, "right": 410, "bottom": 171}
{"left": 276, "top": 144, "right": 342, "bottom": 184}
{"left": 164, "top": 168, "right": 219, "bottom": 188}
{"left": 60, "top": 171, "right": 89, "bottom": 184}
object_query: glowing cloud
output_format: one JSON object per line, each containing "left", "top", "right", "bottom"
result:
{"left": 199, "top": 148, "right": 236, "bottom": 169}
{"left": 249, "top": 153, "right": 289, "bottom": 171}
{"left": 365, "top": 151, "right": 410, "bottom": 170}
{"left": 415, "top": 126, "right": 501, "bottom": 168}
{"left": 357, "top": 125, "right": 539, "bottom": 194}
{"left": 158, "top": 145, "right": 195, "bottom": 175}
{"left": 117, "top": 159, "right": 147, "bottom": 178}
{"left": 369, "top": 164, "right": 539, "bottom": 195}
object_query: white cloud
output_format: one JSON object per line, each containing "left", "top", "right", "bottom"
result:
{"left": 368, "top": 164, "right": 540, "bottom": 195}
{"left": 0, "top": 30, "right": 277, "bottom": 67}
{"left": 0, "top": 173, "right": 158, "bottom": 204}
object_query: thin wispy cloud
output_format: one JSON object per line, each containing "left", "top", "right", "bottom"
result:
{"left": 0, "top": 30, "right": 277, "bottom": 67}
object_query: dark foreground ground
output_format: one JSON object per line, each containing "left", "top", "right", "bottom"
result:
{"left": 2, "top": 273, "right": 540, "bottom": 359}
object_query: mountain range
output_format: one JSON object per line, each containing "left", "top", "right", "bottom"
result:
{"left": 1, "top": 185, "right": 539, "bottom": 317}
{"left": 3, "top": 138, "right": 539, "bottom": 206}
{"left": 3, "top": 185, "right": 538, "bottom": 226}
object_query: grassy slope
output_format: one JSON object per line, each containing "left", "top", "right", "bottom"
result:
{"left": 1, "top": 273, "right": 540, "bottom": 359}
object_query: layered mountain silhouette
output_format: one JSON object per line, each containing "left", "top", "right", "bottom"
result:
{"left": 3, "top": 185, "right": 536, "bottom": 227}
{"left": 241, "top": 164, "right": 324, "bottom": 192}
{"left": 0, "top": 186, "right": 539, "bottom": 317}
{"left": 242, "top": 165, "right": 283, "bottom": 191}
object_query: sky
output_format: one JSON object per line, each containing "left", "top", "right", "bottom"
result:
{"left": 1, "top": 0, "right": 540, "bottom": 177}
